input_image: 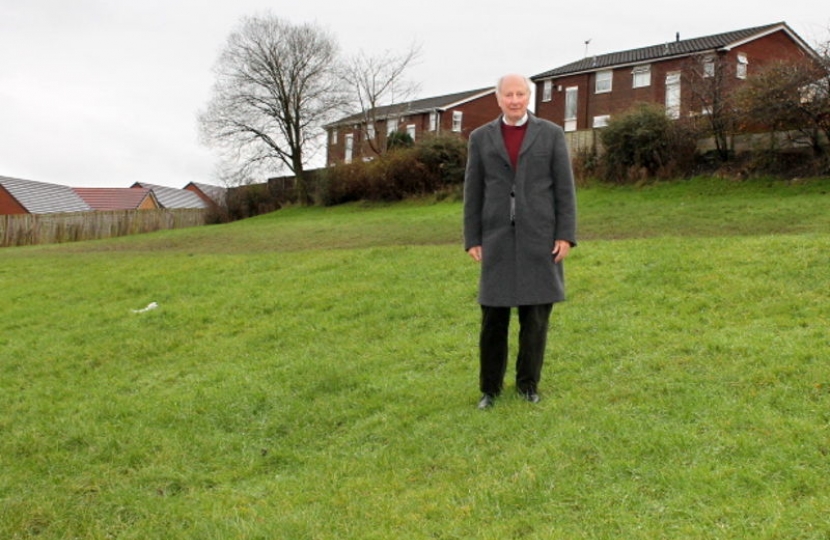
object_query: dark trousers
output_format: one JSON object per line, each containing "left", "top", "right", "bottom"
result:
{"left": 479, "top": 304, "right": 553, "bottom": 396}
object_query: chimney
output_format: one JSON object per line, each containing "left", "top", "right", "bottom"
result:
{"left": 676, "top": 32, "right": 680, "bottom": 42}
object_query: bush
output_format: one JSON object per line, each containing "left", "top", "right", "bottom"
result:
{"left": 320, "top": 133, "right": 468, "bottom": 205}
{"left": 412, "top": 133, "right": 468, "bottom": 189}
{"left": 600, "top": 103, "right": 699, "bottom": 183}
{"left": 386, "top": 131, "right": 414, "bottom": 151}
{"left": 224, "top": 183, "right": 282, "bottom": 220}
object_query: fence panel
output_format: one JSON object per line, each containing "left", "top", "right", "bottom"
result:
{"left": 1, "top": 209, "right": 207, "bottom": 248}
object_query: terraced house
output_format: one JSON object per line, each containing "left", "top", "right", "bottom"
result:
{"left": 325, "top": 87, "right": 500, "bottom": 165}
{"left": 531, "top": 22, "right": 819, "bottom": 135}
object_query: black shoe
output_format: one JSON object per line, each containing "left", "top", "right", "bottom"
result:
{"left": 521, "top": 390, "right": 541, "bottom": 404}
{"left": 477, "top": 394, "right": 496, "bottom": 410}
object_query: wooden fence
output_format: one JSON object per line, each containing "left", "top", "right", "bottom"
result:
{"left": 1, "top": 208, "right": 208, "bottom": 248}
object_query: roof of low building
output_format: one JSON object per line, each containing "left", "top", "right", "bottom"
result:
{"left": 184, "top": 181, "right": 227, "bottom": 205}
{"left": 0, "top": 175, "right": 91, "bottom": 214}
{"left": 73, "top": 187, "right": 156, "bottom": 210}
{"left": 328, "top": 87, "right": 494, "bottom": 127}
{"left": 132, "top": 182, "right": 209, "bottom": 209}
{"left": 532, "top": 22, "right": 809, "bottom": 79}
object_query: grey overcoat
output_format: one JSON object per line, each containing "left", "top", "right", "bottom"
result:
{"left": 463, "top": 114, "right": 577, "bottom": 307}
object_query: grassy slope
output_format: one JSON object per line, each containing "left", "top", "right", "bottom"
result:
{"left": 1, "top": 177, "right": 829, "bottom": 539}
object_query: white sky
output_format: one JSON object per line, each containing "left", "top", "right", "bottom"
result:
{"left": 1, "top": 0, "right": 827, "bottom": 188}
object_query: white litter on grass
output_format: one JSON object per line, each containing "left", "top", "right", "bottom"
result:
{"left": 132, "top": 302, "right": 158, "bottom": 313}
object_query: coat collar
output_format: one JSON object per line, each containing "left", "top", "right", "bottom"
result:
{"left": 486, "top": 113, "right": 543, "bottom": 167}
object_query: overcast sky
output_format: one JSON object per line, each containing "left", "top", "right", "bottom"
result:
{"left": 1, "top": 0, "right": 827, "bottom": 188}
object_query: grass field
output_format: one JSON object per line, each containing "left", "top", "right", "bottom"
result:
{"left": 1, "top": 176, "right": 829, "bottom": 539}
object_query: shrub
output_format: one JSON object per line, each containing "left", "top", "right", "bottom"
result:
{"left": 412, "top": 133, "right": 468, "bottom": 189}
{"left": 225, "top": 183, "right": 282, "bottom": 220}
{"left": 600, "top": 103, "right": 699, "bottom": 183}
{"left": 386, "top": 131, "right": 414, "bottom": 151}
{"left": 320, "top": 133, "right": 468, "bottom": 205}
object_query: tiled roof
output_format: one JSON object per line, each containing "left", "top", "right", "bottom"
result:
{"left": 132, "top": 182, "right": 209, "bottom": 209}
{"left": 329, "top": 87, "right": 494, "bottom": 126}
{"left": 533, "top": 22, "right": 791, "bottom": 79}
{"left": 185, "top": 182, "right": 227, "bottom": 205}
{"left": 73, "top": 187, "right": 156, "bottom": 210}
{"left": 0, "top": 175, "right": 91, "bottom": 214}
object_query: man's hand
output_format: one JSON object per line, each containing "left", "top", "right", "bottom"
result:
{"left": 467, "top": 246, "right": 482, "bottom": 262}
{"left": 552, "top": 240, "right": 571, "bottom": 264}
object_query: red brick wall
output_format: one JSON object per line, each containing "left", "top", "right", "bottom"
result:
{"left": 0, "top": 186, "right": 28, "bottom": 214}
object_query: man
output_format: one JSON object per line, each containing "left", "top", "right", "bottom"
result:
{"left": 463, "top": 73, "right": 577, "bottom": 410}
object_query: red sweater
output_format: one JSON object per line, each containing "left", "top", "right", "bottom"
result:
{"left": 501, "top": 122, "right": 528, "bottom": 169}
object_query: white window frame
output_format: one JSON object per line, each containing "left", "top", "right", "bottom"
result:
{"left": 737, "top": 53, "right": 748, "bottom": 79}
{"left": 665, "top": 72, "right": 681, "bottom": 120}
{"left": 344, "top": 133, "right": 354, "bottom": 164}
{"left": 452, "top": 111, "right": 463, "bottom": 132}
{"left": 632, "top": 65, "right": 651, "bottom": 88}
{"left": 407, "top": 124, "right": 416, "bottom": 141}
{"left": 595, "top": 70, "right": 613, "bottom": 94}
{"left": 564, "top": 86, "right": 578, "bottom": 132}
{"left": 592, "top": 115, "right": 611, "bottom": 128}
{"left": 367, "top": 123, "right": 375, "bottom": 141}
{"left": 542, "top": 80, "right": 553, "bottom": 102}
{"left": 386, "top": 118, "right": 398, "bottom": 135}
{"left": 428, "top": 111, "right": 437, "bottom": 131}
{"left": 331, "top": 129, "right": 338, "bottom": 144}
{"left": 703, "top": 56, "right": 715, "bottom": 78}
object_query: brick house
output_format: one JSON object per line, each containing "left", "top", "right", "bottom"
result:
{"left": 325, "top": 87, "right": 500, "bottom": 165}
{"left": 531, "top": 22, "right": 819, "bottom": 134}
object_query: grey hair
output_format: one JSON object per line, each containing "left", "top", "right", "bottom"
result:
{"left": 495, "top": 74, "right": 533, "bottom": 95}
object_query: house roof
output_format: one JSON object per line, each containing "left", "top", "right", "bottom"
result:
{"left": 533, "top": 22, "right": 813, "bottom": 79}
{"left": 328, "top": 87, "right": 494, "bottom": 127}
{"left": 0, "top": 175, "right": 91, "bottom": 214}
{"left": 132, "top": 182, "right": 209, "bottom": 209}
{"left": 184, "top": 181, "right": 227, "bottom": 205}
{"left": 73, "top": 187, "right": 157, "bottom": 210}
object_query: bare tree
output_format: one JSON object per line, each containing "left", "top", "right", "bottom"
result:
{"left": 199, "top": 14, "right": 347, "bottom": 204}
{"left": 733, "top": 57, "right": 830, "bottom": 156}
{"left": 683, "top": 53, "right": 739, "bottom": 161}
{"left": 338, "top": 44, "right": 421, "bottom": 157}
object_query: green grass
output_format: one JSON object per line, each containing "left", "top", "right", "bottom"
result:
{"left": 1, "top": 176, "right": 829, "bottom": 539}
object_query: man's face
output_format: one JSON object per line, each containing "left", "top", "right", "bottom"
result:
{"left": 497, "top": 76, "right": 530, "bottom": 124}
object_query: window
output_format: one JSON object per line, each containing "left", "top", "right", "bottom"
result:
{"left": 542, "top": 80, "right": 553, "bottom": 102}
{"left": 632, "top": 65, "right": 651, "bottom": 88}
{"left": 736, "top": 53, "right": 748, "bottom": 79}
{"left": 592, "top": 115, "right": 610, "bottom": 128}
{"left": 703, "top": 56, "right": 715, "bottom": 78}
{"left": 429, "top": 111, "right": 437, "bottom": 131}
{"left": 564, "top": 86, "right": 578, "bottom": 132}
{"left": 367, "top": 124, "right": 375, "bottom": 141}
{"left": 595, "top": 70, "right": 612, "bottom": 94}
{"left": 344, "top": 134, "right": 354, "bottom": 163}
{"left": 386, "top": 118, "right": 397, "bottom": 134}
{"left": 452, "top": 111, "right": 463, "bottom": 132}
{"left": 331, "top": 129, "right": 338, "bottom": 144}
{"left": 407, "top": 124, "right": 416, "bottom": 141}
{"left": 665, "top": 72, "right": 681, "bottom": 120}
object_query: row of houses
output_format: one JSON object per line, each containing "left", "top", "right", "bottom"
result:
{"left": 3, "top": 22, "right": 820, "bottom": 221}
{"left": 0, "top": 175, "right": 225, "bottom": 216}
{"left": 325, "top": 21, "right": 821, "bottom": 164}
